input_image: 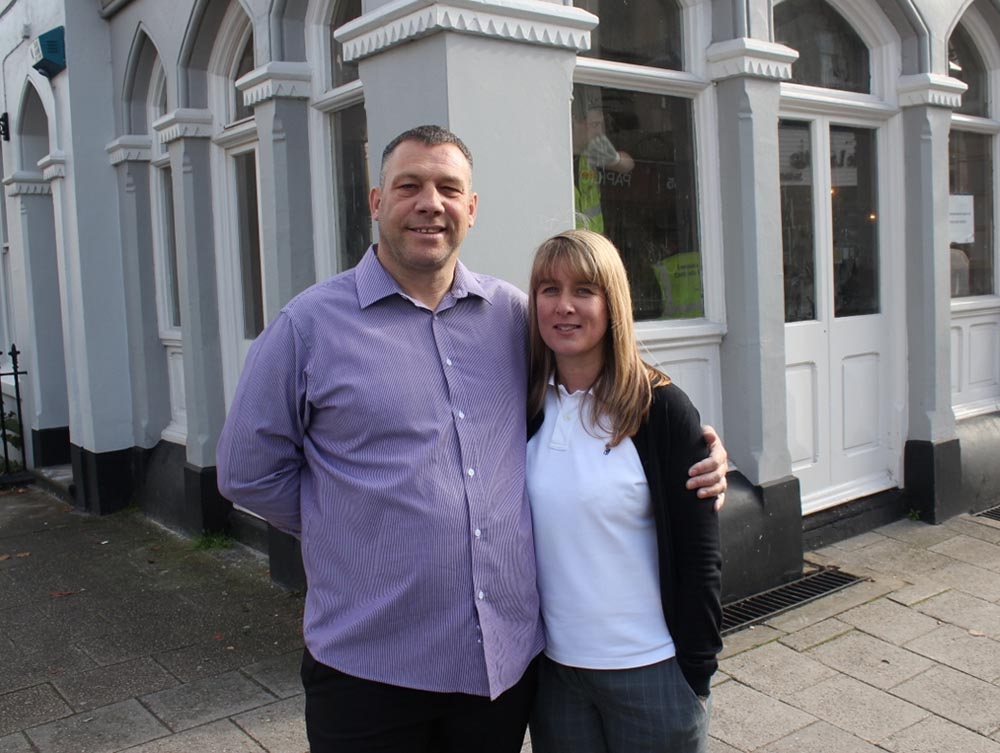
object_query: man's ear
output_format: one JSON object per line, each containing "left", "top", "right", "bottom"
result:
{"left": 369, "top": 186, "right": 382, "bottom": 220}
{"left": 467, "top": 192, "right": 478, "bottom": 227}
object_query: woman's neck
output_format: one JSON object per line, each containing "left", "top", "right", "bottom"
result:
{"left": 555, "top": 355, "right": 602, "bottom": 394}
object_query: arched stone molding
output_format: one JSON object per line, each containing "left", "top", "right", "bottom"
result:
{"left": 122, "top": 25, "right": 167, "bottom": 134}
{"left": 270, "top": 0, "right": 310, "bottom": 62}
{"left": 15, "top": 78, "right": 59, "bottom": 173}
{"left": 178, "top": 0, "right": 255, "bottom": 109}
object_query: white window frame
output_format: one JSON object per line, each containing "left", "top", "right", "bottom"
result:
{"left": 572, "top": 0, "right": 724, "bottom": 431}
{"left": 949, "top": 6, "right": 1000, "bottom": 419}
{"left": 208, "top": 3, "right": 265, "bottom": 407}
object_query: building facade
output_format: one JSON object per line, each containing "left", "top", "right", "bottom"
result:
{"left": 0, "top": 0, "right": 997, "bottom": 600}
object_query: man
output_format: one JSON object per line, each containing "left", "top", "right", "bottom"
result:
{"left": 217, "top": 125, "right": 727, "bottom": 753}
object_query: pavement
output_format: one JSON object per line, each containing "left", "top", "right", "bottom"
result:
{"left": 1, "top": 486, "right": 999, "bottom": 752}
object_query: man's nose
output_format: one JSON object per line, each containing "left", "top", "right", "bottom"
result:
{"left": 415, "top": 185, "right": 444, "bottom": 212}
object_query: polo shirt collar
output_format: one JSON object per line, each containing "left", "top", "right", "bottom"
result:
{"left": 356, "top": 244, "right": 492, "bottom": 309}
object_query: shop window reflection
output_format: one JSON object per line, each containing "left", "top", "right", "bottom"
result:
{"left": 573, "top": 84, "right": 701, "bottom": 320}
{"left": 333, "top": 103, "right": 371, "bottom": 271}
{"left": 779, "top": 120, "right": 816, "bottom": 322}
{"left": 831, "top": 127, "right": 878, "bottom": 317}
{"left": 949, "top": 131, "right": 994, "bottom": 297}
{"left": 574, "top": 0, "right": 681, "bottom": 70}
{"left": 775, "top": 0, "right": 869, "bottom": 94}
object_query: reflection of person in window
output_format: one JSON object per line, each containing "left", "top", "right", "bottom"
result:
{"left": 572, "top": 102, "right": 634, "bottom": 233}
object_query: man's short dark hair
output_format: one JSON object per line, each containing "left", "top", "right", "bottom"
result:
{"left": 380, "top": 125, "right": 473, "bottom": 185}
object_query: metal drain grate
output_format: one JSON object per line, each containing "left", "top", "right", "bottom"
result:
{"left": 975, "top": 505, "right": 1000, "bottom": 522}
{"left": 722, "top": 566, "right": 864, "bottom": 636}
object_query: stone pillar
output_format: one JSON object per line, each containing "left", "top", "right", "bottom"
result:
{"left": 155, "top": 109, "right": 231, "bottom": 534}
{"left": 105, "top": 136, "right": 172, "bottom": 450}
{"left": 2, "top": 171, "right": 70, "bottom": 467}
{"left": 237, "top": 62, "right": 316, "bottom": 314}
{"left": 898, "top": 74, "right": 966, "bottom": 523}
{"left": 709, "top": 38, "right": 804, "bottom": 599}
{"left": 337, "top": 0, "right": 596, "bottom": 292}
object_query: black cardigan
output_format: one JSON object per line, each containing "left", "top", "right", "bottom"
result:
{"left": 529, "top": 383, "right": 722, "bottom": 696}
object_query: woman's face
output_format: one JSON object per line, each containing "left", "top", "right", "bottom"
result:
{"left": 534, "top": 260, "right": 609, "bottom": 371}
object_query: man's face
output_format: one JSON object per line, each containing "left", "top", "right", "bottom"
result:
{"left": 369, "top": 140, "right": 478, "bottom": 282}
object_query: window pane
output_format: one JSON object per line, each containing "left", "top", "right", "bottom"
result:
{"left": 573, "top": 84, "right": 701, "bottom": 320}
{"left": 331, "top": 0, "right": 362, "bottom": 86}
{"left": 779, "top": 120, "right": 816, "bottom": 322}
{"left": 235, "top": 152, "right": 264, "bottom": 337}
{"left": 949, "top": 24, "right": 987, "bottom": 118}
{"left": 775, "top": 0, "right": 870, "bottom": 94}
{"left": 831, "top": 126, "right": 878, "bottom": 317}
{"left": 333, "top": 103, "right": 371, "bottom": 271}
{"left": 233, "top": 35, "right": 254, "bottom": 122}
{"left": 160, "top": 167, "right": 181, "bottom": 328}
{"left": 574, "top": 0, "right": 682, "bottom": 70}
{"left": 949, "top": 131, "right": 994, "bottom": 297}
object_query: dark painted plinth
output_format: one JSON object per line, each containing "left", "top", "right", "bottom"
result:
{"left": 904, "top": 438, "right": 963, "bottom": 524}
{"left": 131, "top": 441, "right": 187, "bottom": 530}
{"left": 70, "top": 444, "right": 135, "bottom": 515}
{"left": 803, "top": 488, "right": 907, "bottom": 550}
{"left": 719, "top": 472, "right": 803, "bottom": 604}
{"left": 268, "top": 524, "right": 306, "bottom": 591}
{"left": 955, "top": 412, "right": 1000, "bottom": 514}
{"left": 183, "top": 463, "right": 232, "bottom": 535}
{"left": 32, "top": 426, "right": 70, "bottom": 466}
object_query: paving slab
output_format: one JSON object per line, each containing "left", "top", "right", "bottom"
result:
{"left": 0, "top": 733, "right": 33, "bottom": 753}
{"left": 915, "top": 589, "right": 1000, "bottom": 638}
{"left": 819, "top": 538, "right": 951, "bottom": 579}
{"left": 51, "top": 657, "right": 179, "bottom": 712}
{"left": 3, "top": 642, "right": 98, "bottom": 695}
{"left": 707, "top": 681, "right": 815, "bottom": 751}
{"left": 778, "top": 617, "right": 852, "bottom": 651}
{"left": 720, "top": 641, "right": 838, "bottom": 698}
{"left": 757, "top": 720, "right": 886, "bottom": 753}
{"left": 837, "top": 596, "right": 942, "bottom": 644}
{"left": 241, "top": 650, "right": 304, "bottom": 699}
{"left": 923, "top": 560, "right": 1000, "bottom": 602}
{"left": 807, "top": 631, "right": 934, "bottom": 689}
{"left": 785, "top": 674, "right": 929, "bottom": 743}
{"left": 763, "top": 576, "right": 900, "bottom": 633}
{"left": 941, "top": 515, "right": 1000, "bottom": 545}
{"left": 118, "top": 720, "right": 265, "bottom": 753}
{"left": 905, "top": 624, "right": 1000, "bottom": 682}
{"left": 718, "top": 624, "right": 784, "bottom": 660}
{"left": 24, "top": 699, "right": 168, "bottom": 753}
{"left": 232, "top": 696, "right": 308, "bottom": 753}
{"left": 153, "top": 623, "right": 304, "bottom": 684}
{"left": 0, "top": 684, "right": 72, "bottom": 737}
{"left": 886, "top": 579, "right": 949, "bottom": 606}
{"left": 878, "top": 518, "right": 961, "bottom": 548}
{"left": 141, "top": 670, "right": 276, "bottom": 732}
{"left": 930, "top": 534, "right": 1000, "bottom": 572}
{"left": 880, "top": 715, "right": 1000, "bottom": 753}
{"left": 891, "top": 665, "right": 1000, "bottom": 735}
{"left": 821, "top": 530, "right": 888, "bottom": 552}
{"left": 706, "top": 737, "right": 741, "bottom": 753}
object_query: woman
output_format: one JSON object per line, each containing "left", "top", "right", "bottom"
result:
{"left": 526, "top": 229, "right": 722, "bottom": 753}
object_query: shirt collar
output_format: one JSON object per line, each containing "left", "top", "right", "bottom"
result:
{"left": 355, "top": 244, "right": 492, "bottom": 309}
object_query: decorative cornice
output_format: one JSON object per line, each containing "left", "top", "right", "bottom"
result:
{"left": 153, "top": 108, "right": 214, "bottom": 145}
{"left": 897, "top": 73, "right": 967, "bottom": 109}
{"left": 706, "top": 38, "right": 798, "bottom": 82}
{"left": 37, "top": 152, "right": 67, "bottom": 182}
{"left": 3, "top": 170, "right": 51, "bottom": 196}
{"left": 237, "top": 62, "right": 313, "bottom": 107}
{"left": 335, "top": 0, "right": 597, "bottom": 62}
{"left": 106, "top": 135, "right": 153, "bottom": 165}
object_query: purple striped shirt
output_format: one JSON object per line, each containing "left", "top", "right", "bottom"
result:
{"left": 217, "top": 247, "right": 544, "bottom": 699}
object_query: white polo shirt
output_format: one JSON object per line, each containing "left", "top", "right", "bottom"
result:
{"left": 526, "top": 384, "right": 675, "bottom": 669}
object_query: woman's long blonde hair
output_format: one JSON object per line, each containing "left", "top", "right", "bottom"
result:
{"left": 528, "top": 229, "right": 669, "bottom": 446}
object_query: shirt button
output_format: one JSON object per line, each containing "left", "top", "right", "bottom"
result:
{"left": 478, "top": 591, "right": 485, "bottom": 600}
{"left": 467, "top": 468, "right": 475, "bottom": 477}
{"left": 458, "top": 411, "right": 465, "bottom": 419}
{"left": 474, "top": 528, "right": 481, "bottom": 538}
{"left": 446, "top": 358, "right": 453, "bottom": 366}
{"left": 563, "top": 414, "right": 572, "bottom": 422}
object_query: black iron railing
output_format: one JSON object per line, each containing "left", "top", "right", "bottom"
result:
{"left": 0, "top": 344, "right": 32, "bottom": 486}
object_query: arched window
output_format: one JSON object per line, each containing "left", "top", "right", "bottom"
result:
{"left": 575, "top": 0, "right": 681, "bottom": 70}
{"left": 572, "top": 0, "right": 704, "bottom": 321}
{"left": 232, "top": 34, "right": 255, "bottom": 122}
{"left": 949, "top": 24, "right": 987, "bottom": 118}
{"left": 947, "top": 19, "right": 995, "bottom": 300}
{"left": 323, "top": 0, "right": 370, "bottom": 273}
{"left": 775, "top": 0, "right": 870, "bottom": 94}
